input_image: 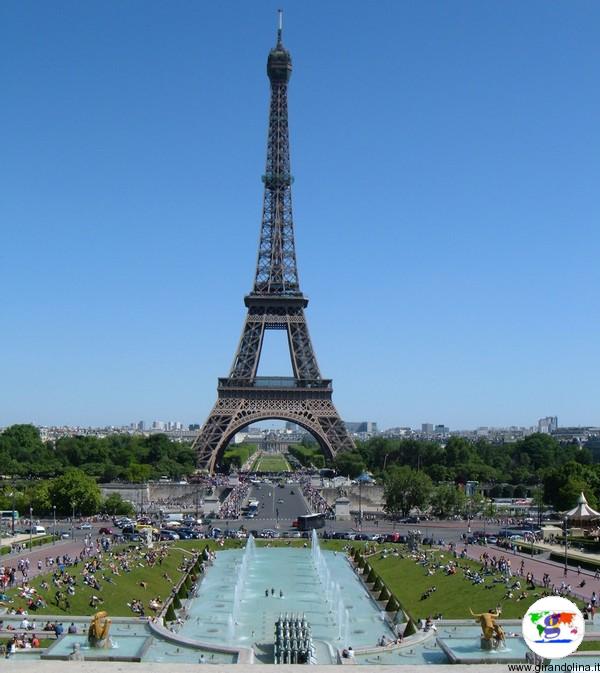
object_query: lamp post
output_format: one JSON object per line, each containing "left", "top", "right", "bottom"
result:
{"left": 29, "top": 506, "right": 33, "bottom": 551}
{"left": 71, "top": 501, "right": 76, "bottom": 541}
{"left": 53, "top": 505, "right": 56, "bottom": 545}
{"left": 358, "top": 479, "right": 363, "bottom": 528}
{"left": 564, "top": 516, "right": 568, "bottom": 577}
{"left": 10, "top": 482, "right": 16, "bottom": 535}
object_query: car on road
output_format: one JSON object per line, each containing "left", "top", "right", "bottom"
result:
{"left": 277, "top": 499, "right": 284, "bottom": 504}
{"left": 487, "top": 536, "right": 498, "bottom": 544}
{"left": 78, "top": 523, "right": 92, "bottom": 530}
{"left": 260, "top": 529, "right": 279, "bottom": 538}
{"left": 99, "top": 527, "right": 113, "bottom": 535}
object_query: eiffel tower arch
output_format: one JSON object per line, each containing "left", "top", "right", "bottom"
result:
{"left": 193, "top": 14, "right": 355, "bottom": 472}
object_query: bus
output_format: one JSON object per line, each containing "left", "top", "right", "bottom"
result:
{"left": 293, "top": 513, "right": 325, "bottom": 531}
{"left": 0, "top": 510, "right": 19, "bottom": 522}
{"left": 242, "top": 500, "right": 260, "bottom": 518}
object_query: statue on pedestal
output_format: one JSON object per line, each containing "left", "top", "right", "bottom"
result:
{"left": 470, "top": 608, "right": 505, "bottom": 649}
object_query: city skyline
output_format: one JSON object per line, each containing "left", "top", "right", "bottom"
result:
{"left": 2, "top": 3, "right": 599, "bottom": 430}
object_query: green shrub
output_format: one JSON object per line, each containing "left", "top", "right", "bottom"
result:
{"left": 403, "top": 619, "right": 417, "bottom": 637}
{"left": 366, "top": 569, "right": 377, "bottom": 584}
{"left": 373, "top": 577, "right": 383, "bottom": 592}
{"left": 379, "top": 587, "right": 390, "bottom": 602}
{"left": 165, "top": 603, "right": 176, "bottom": 621}
{"left": 173, "top": 595, "right": 181, "bottom": 609}
{"left": 385, "top": 596, "right": 399, "bottom": 612}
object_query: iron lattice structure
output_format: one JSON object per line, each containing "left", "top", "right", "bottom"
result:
{"left": 193, "top": 20, "right": 355, "bottom": 472}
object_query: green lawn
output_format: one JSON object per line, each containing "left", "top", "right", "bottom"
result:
{"left": 369, "top": 549, "right": 581, "bottom": 621}
{"left": 6, "top": 543, "right": 203, "bottom": 617}
{"left": 6, "top": 537, "right": 581, "bottom": 628}
{"left": 254, "top": 454, "right": 290, "bottom": 472}
{"left": 578, "top": 640, "right": 600, "bottom": 651}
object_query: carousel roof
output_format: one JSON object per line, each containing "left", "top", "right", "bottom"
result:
{"left": 565, "top": 492, "right": 600, "bottom": 519}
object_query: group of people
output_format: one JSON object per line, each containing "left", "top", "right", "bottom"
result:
{"left": 297, "top": 475, "right": 332, "bottom": 516}
{"left": 218, "top": 480, "right": 250, "bottom": 519}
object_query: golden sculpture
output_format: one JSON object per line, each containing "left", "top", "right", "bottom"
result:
{"left": 470, "top": 609, "right": 505, "bottom": 648}
{"left": 87, "top": 610, "right": 112, "bottom": 648}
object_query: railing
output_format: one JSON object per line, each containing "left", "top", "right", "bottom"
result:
{"left": 219, "top": 377, "right": 332, "bottom": 390}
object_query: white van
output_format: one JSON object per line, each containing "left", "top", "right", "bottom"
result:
{"left": 33, "top": 525, "right": 46, "bottom": 534}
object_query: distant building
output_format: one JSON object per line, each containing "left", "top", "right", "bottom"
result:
{"left": 188, "top": 423, "right": 200, "bottom": 431}
{"left": 137, "top": 420, "right": 145, "bottom": 431}
{"left": 344, "top": 421, "right": 378, "bottom": 433}
{"left": 434, "top": 424, "right": 449, "bottom": 435}
{"left": 421, "top": 423, "right": 434, "bottom": 434}
{"left": 538, "top": 416, "right": 558, "bottom": 434}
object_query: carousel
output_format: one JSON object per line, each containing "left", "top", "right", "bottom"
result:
{"left": 564, "top": 492, "right": 600, "bottom": 538}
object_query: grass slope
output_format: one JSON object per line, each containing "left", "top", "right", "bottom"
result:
{"left": 6, "top": 544, "right": 201, "bottom": 617}
{"left": 369, "top": 550, "right": 574, "bottom": 620}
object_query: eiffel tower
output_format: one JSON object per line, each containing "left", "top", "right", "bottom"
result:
{"left": 193, "top": 14, "right": 355, "bottom": 472}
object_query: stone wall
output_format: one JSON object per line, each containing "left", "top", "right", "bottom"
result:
{"left": 321, "top": 484, "right": 385, "bottom": 513}
{"left": 100, "top": 483, "right": 225, "bottom": 510}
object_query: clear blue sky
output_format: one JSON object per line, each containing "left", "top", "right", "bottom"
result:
{"left": 2, "top": 1, "right": 599, "bottom": 430}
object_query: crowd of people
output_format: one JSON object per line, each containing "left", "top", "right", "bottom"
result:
{"left": 217, "top": 480, "right": 250, "bottom": 519}
{"left": 297, "top": 474, "right": 332, "bottom": 516}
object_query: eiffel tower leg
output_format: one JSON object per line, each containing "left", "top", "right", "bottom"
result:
{"left": 194, "top": 395, "right": 354, "bottom": 473}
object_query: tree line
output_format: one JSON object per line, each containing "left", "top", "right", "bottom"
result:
{"left": 330, "top": 434, "right": 598, "bottom": 513}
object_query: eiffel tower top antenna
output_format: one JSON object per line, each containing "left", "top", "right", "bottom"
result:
{"left": 277, "top": 8, "right": 283, "bottom": 45}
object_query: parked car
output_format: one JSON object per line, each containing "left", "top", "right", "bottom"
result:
{"left": 99, "top": 527, "right": 112, "bottom": 535}
{"left": 159, "top": 530, "right": 180, "bottom": 541}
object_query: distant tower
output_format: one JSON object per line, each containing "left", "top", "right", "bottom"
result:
{"left": 192, "top": 13, "right": 355, "bottom": 472}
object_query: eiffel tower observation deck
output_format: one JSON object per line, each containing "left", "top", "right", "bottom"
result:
{"left": 193, "top": 13, "right": 355, "bottom": 472}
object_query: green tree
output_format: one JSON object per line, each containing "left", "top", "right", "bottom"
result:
{"left": 383, "top": 465, "right": 432, "bottom": 518}
{"left": 103, "top": 493, "right": 135, "bottom": 516}
{"left": 334, "top": 451, "right": 366, "bottom": 479}
{"left": 429, "top": 484, "right": 462, "bottom": 518}
{"left": 48, "top": 468, "right": 102, "bottom": 516}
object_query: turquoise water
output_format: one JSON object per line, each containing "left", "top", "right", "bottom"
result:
{"left": 142, "top": 639, "right": 236, "bottom": 664}
{"left": 438, "top": 636, "right": 530, "bottom": 661}
{"left": 180, "top": 546, "right": 395, "bottom": 657}
{"left": 46, "top": 634, "right": 149, "bottom": 658}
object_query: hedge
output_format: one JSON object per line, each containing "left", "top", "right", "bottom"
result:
{"left": 403, "top": 618, "right": 417, "bottom": 637}
{"left": 379, "top": 587, "right": 390, "bottom": 602}
{"left": 165, "top": 603, "right": 176, "bottom": 621}
{"left": 549, "top": 552, "right": 600, "bottom": 573}
{"left": 386, "top": 596, "right": 400, "bottom": 612}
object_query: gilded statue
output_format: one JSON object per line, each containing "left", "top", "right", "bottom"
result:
{"left": 470, "top": 608, "right": 505, "bottom": 647}
{"left": 87, "top": 610, "right": 112, "bottom": 648}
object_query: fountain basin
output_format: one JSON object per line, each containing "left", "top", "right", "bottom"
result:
{"left": 42, "top": 635, "right": 151, "bottom": 662}
{"left": 436, "top": 636, "right": 530, "bottom": 664}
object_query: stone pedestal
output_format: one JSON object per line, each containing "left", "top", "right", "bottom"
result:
{"left": 335, "top": 497, "right": 350, "bottom": 520}
{"left": 203, "top": 495, "right": 220, "bottom": 515}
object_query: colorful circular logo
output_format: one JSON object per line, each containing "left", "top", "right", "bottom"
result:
{"left": 522, "top": 596, "right": 585, "bottom": 659}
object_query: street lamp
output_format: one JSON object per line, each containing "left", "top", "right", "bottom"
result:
{"left": 53, "top": 505, "right": 56, "bottom": 546}
{"left": 71, "top": 501, "right": 76, "bottom": 541}
{"left": 358, "top": 480, "right": 363, "bottom": 528}
{"left": 10, "top": 480, "right": 16, "bottom": 535}
{"left": 563, "top": 516, "right": 568, "bottom": 577}
{"left": 29, "top": 506, "right": 33, "bottom": 551}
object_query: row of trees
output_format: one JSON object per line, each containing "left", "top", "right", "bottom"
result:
{"left": 329, "top": 434, "right": 599, "bottom": 513}
{"left": 0, "top": 425, "right": 195, "bottom": 481}
{"left": 0, "top": 468, "right": 134, "bottom": 517}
